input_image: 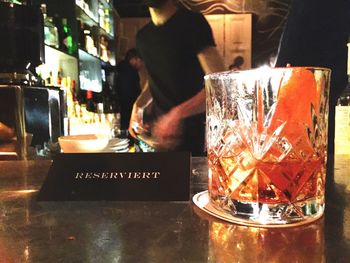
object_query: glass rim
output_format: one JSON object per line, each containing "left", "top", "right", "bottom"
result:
{"left": 204, "top": 66, "right": 332, "bottom": 80}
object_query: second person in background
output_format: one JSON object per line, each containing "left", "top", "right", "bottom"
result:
{"left": 115, "top": 48, "right": 144, "bottom": 131}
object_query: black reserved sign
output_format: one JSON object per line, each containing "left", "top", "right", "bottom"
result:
{"left": 37, "top": 152, "right": 191, "bottom": 201}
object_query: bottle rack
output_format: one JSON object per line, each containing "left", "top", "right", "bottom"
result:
{"left": 34, "top": 0, "right": 117, "bottom": 135}
{"left": 36, "top": 0, "right": 116, "bottom": 84}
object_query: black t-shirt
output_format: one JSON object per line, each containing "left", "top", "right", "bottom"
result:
{"left": 136, "top": 8, "right": 215, "bottom": 114}
{"left": 136, "top": 8, "right": 215, "bottom": 155}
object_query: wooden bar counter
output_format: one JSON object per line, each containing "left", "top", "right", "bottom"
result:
{"left": 0, "top": 155, "right": 349, "bottom": 262}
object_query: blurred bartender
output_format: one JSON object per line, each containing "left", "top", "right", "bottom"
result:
{"left": 115, "top": 48, "right": 143, "bottom": 131}
{"left": 129, "top": 0, "right": 225, "bottom": 155}
{"left": 275, "top": 0, "right": 349, "bottom": 182}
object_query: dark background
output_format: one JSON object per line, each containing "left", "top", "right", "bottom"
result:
{"left": 113, "top": 0, "right": 292, "bottom": 67}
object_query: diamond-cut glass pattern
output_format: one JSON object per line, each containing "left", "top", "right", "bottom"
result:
{"left": 205, "top": 67, "right": 330, "bottom": 225}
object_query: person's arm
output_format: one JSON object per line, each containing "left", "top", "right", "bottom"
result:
{"left": 128, "top": 80, "right": 152, "bottom": 138}
{"left": 168, "top": 46, "right": 225, "bottom": 118}
{"left": 153, "top": 46, "right": 224, "bottom": 146}
{"left": 134, "top": 79, "right": 151, "bottom": 108}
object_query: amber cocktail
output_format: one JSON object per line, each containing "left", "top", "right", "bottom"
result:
{"left": 205, "top": 67, "right": 330, "bottom": 226}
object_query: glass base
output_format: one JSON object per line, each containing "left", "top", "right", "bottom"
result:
{"left": 193, "top": 191, "right": 324, "bottom": 228}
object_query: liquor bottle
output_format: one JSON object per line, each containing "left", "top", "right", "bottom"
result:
{"left": 100, "top": 36, "right": 109, "bottom": 63}
{"left": 71, "top": 79, "right": 77, "bottom": 102}
{"left": 8, "top": 0, "right": 22, "bottom": 5}
{"left": 98, "top": 4, "right": 105, "bottom": 29}
{"left": 86, "top": 90, "right": 95, "bottom": 112}
{"left": 40, "top": 4, "right": 59, "bottom": 48}
{"left": 60, "top": 18, "right": 76, "bottom": 55}
{"left": 83, "top": 25, "right": 96, "bottom": 55}
{"left": 104, "top": 8, "right": 111, "bottom": 34}
{"left": 78, "top": 20, "right": 86, "bottom": 50}
{"left": 45, "top": 71, "right": 53, "bottom": 86}
{"left": 57, "top": 70, "right": 62, "bottom": 86}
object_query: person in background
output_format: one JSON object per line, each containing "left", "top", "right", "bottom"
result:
{"left": 229, "top": 55, "right": 244, "bottom": 70}
{"left": 275, "top": 0, "right": 349, "bottom": 190}
{"left": 115, "top": 48, "right": 144, "bottom": 131}
{"left": 129, "top": 0, "right": 225, "bottom": 156}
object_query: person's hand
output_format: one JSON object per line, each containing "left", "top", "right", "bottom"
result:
{"left": 128, "top": 103, "right": 141, "bottom": 139}
{"left": 152, "top": 108, "right": 183, "bottom": 150}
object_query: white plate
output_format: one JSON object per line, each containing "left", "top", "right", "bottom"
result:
{"left": 113, "top": 147, "right": 129, "bottom": 153}
{"left": 104, "top": 138, "right": 130, "bottom": 152}
{"left": 109, "top": 144, "right": 129, "bottom": 151}
{"left": 102, "top": 146, "right": 129, "bottom": 153}
{"left": 107, "top": 138, "right": 129, "bottom": 147}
